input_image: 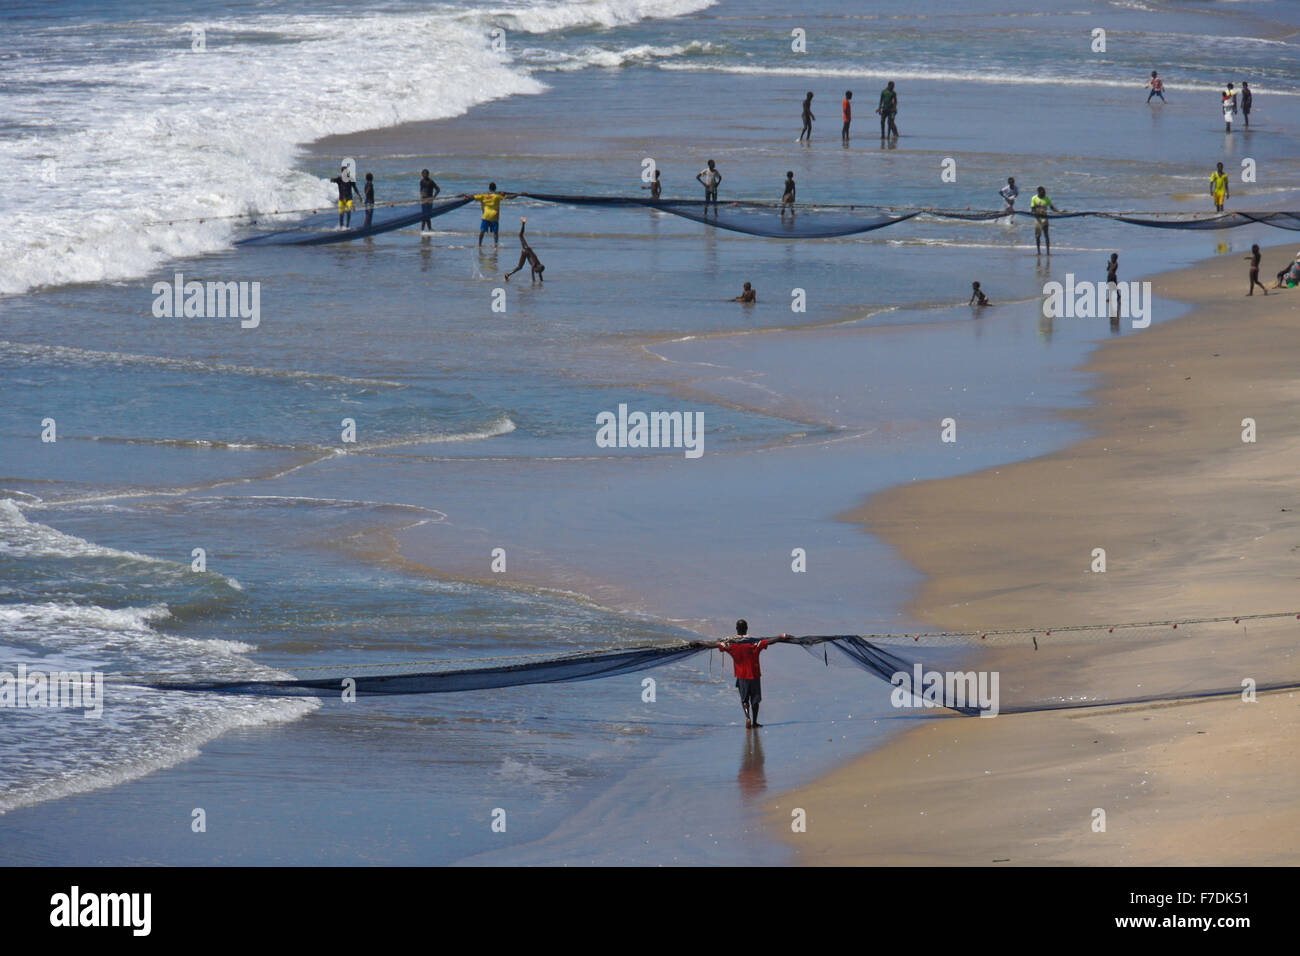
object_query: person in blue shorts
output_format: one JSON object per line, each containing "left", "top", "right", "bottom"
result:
{"left": 469, "top": 182, "right": 513, "bottom": 247}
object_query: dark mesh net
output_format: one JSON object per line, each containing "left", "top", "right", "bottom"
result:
{"left": 1102, "top": 211, "right": 1300, "bottom": 231}
{"left": 131, "top": 613, "right": 1300, "bottom": 717}
{"left": 143, "top": 642, "right": 707, "bottom": 697}
{"left": 233, "top": 192, "right": 1300, "bottom": 246}
{"left": 811, "top": 614, "right": 1300, "bottom": 715}
{"left": 519, "top": 192, "right": 919, "bottom": 238}
{"left": 235, "top": 197, "right": 472, "bottom": 246}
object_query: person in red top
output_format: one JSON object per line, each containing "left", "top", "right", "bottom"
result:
{"left": 841, "top": 90, "right": 853, "bottom": 144}
{"left": 718, "top": 619, "right": 791, "bottom": 728}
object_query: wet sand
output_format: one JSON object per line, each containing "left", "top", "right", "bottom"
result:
{"left": 774, "top": 244, "right": 1300, "bottom": 865}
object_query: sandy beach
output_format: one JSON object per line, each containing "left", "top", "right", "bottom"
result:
{"left": 775, "top": 245, "right": 1300, "bottom": 865}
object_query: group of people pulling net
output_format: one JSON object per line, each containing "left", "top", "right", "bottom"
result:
{"left": 235, "top": 182, "right": 1300, "bottom": 247}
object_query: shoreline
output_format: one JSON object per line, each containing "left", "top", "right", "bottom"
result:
{"left": 295, "top": 107, "right": 1223, "bottom": 642}
{"left": 773, "top": 242, "right": 1300, "bottom": 865}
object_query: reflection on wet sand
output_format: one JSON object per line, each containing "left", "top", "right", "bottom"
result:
{"left": 737, "top": 729, "right": 766, "bottom": 800}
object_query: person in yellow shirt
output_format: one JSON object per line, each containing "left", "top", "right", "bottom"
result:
{"left": 1029, "top": 186, "right": 1058, "bottom": 255}
{"left": 468, "top": 182, "right": 514, "bottom": 247}
{"left": 1210, "top": 162, "right": 1230, "bottom": 212}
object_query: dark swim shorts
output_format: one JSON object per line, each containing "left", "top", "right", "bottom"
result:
{"left": 736, "top": 678, "right": 762, "bottom": 705}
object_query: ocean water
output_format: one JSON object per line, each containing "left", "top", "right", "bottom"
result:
{"left": 3, "top": 0, "right": 1300, "bottom": 864}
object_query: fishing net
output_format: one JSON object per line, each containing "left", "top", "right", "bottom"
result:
{"left": 1101, "top": 211, "right": 1300, "bottom": 231}
{"left": 519, "top": 192, "right": 919, "bottom": 238}
{"left": 233, "top": 193, "right": 1300, "bottom": 246}
{"left": 144, "top": 642, "right": 704, "bottom": 697}
{"left": 235, "top": 197, "right": 472, "bottom": 246}
{"left": 133, "top": 612, "right": 1300, "bottom": 717}
{"left": 815, "top": 614, "right": 1300, "bottom": 716}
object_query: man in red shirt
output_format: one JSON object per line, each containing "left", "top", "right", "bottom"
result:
{"left": 841, "top": 90, "right": 853, "bottom": 144}
{"left": 719, "top": 619, "right": 791, "bottom": 728}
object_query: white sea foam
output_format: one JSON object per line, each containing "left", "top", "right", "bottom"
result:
{"left": 0, "top": 499, "right": 161, "bottom": 563}
{"left": 0, "top": 340, "right": 406, "bottom": 388}
{"left": 0, "top": 686, "right": 315, "bottom": 815}
{"left": 657, "top": 62, "right": 1300, "bottom": 97}
{"left": 359, "top": 414, "right": 518, "bottom": 449}
{"left": 521, "top": 40, "right": 714, "bottom": 71}
{"left": 0, "top": 593, "right": 313, "bottom": 816}
{"left": 0, "top": 0, "right": 717, "bottom": 296}
{"left": 76, "top": 414, "right": 516, "bottom": 453}
{"left": 0, "top": 501, "right": 303, "bottom": 815}
{"left": 496, "top": 755, "right": 572, "bottom": 789}
{"left": 0, "top": 499, "right": 247, "bottom": 595}
{"left": 477, "top": 0, "right": 715, "bottom": 34}
{"left": 0, "top": 600, "right": 171, "bottom": 633}
{"left": 0, "top": 600, "right": 262, "bottom": 661}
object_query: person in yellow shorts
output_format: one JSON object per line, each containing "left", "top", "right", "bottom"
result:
{"left": 1210, "top": 162, "right": 1230, "bottom": 212}
{"left": 468, "top": 182, "right": 516, "bottom": 248}
{"left": 329, "top": 163, "right": 363, "bottom": 228}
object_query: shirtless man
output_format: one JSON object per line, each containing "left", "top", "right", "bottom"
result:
{"left": 780, "top": 171, "right": 796, "bottom": 218}
{"left": 418, "top": 169, "right": 441, "bottom": 231}
{"left": 503, "top": 218, "right": 544, "bottom": 282}
{"left": 798, "top": 91, "right": 816, "bottom": 143}
{"left": 1106, "top": 253, "right": 1121, "bottom": 318}
{"left": 1146, "top": 71, "right": 1166, "bottom": 103}
{"left": 643, "top": 168, "right": 662, "bottom": 200}
{"left": 730, "top": 282, "right": 756, "bottom": 303}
